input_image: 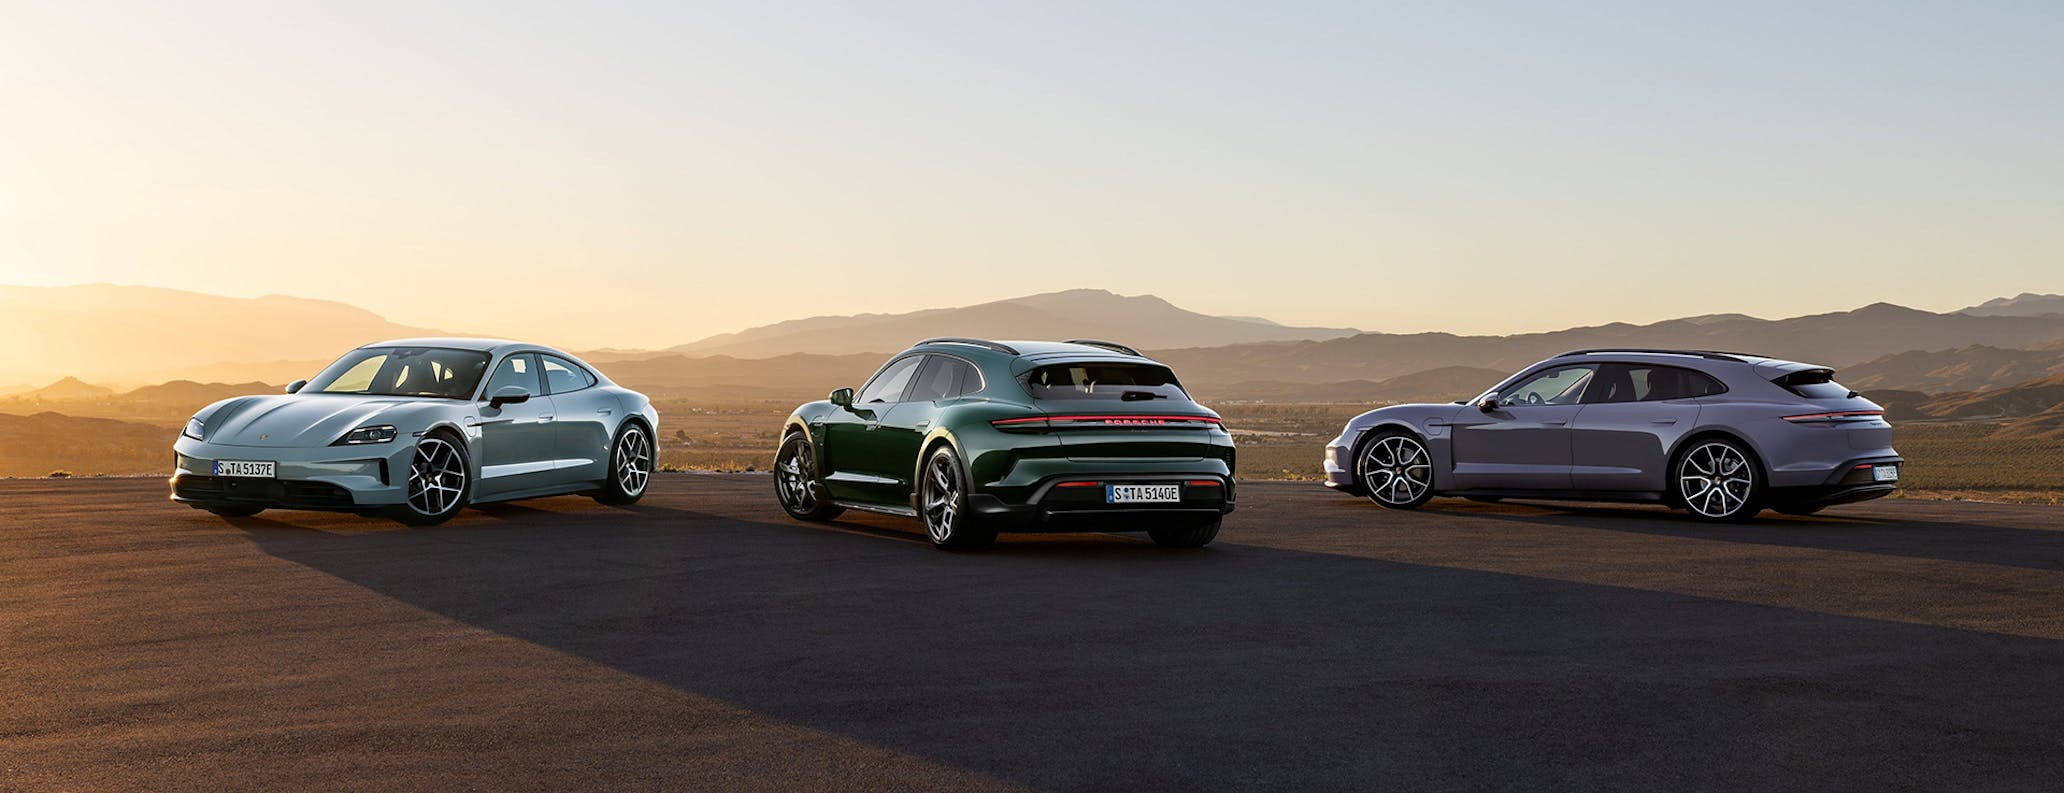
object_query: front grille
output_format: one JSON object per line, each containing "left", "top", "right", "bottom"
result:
{"left": 172, "top": 475, "right": 356, "bottom": 509}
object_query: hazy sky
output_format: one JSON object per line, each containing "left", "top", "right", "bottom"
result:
{"left": 2, "top": 1, "right": 2058, "bottom": 348}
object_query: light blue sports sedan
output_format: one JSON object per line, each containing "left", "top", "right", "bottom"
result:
{"left": 171, "top": 338, "right": 658, "bottom": 525}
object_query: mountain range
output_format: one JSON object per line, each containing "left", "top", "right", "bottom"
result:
{"left": 1960, "top": 293, "right": 2064, "bottom": 318}
{"left": 659, "top": 289, "right": 1362, "bottom": 358}
{"left": 8, "top": 284, "right": 2064, "bottom": 400}
{"left": 0, "top": 284, "right": 438, "bottom": 386}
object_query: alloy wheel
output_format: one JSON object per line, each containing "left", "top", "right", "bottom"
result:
{"left": 1361, "top": 434, "right": 1432, "bottom": 506}
{"left": 614, "top": 426, "right": 651, "bottom": 497}
{"left": 777, "top": 437, "right": 820, "bottom": 513}
{"left": 1679, "top": 442, "right": 1754, "bottom": 518}
{"left": 921, "top": 453, "right": 961, "bottom": 543}
{"left": 407, "top": 437, "right": 467, "bottom": 517}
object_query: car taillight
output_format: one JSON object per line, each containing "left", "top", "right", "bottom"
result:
{"left": 1782, "top": 410, "right": 1884, "bottom": 423}
{"left": 990, "top": 414, "right": 1222, "bottom": 432}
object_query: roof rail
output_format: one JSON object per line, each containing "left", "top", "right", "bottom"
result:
{"left": 914, "top": 337, "right": 1020, "bottom": 355}
{"left": 1553, "top": 348, "right": 1751, "bottom": 363}
{"left": 1064, "top": 338, "right": 1142, "bottom": 357}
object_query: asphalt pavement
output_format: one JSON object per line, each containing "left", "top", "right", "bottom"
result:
{"left": 4, "top": 475, "right": 2064, "bottom": 792}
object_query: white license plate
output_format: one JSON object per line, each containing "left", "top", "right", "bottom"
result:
{"left": 1107, "top": 484, "right": 1181, "bottom": 504}
{"left": 214, "top": 460, "right": 276, "bottom": 478}
{"left": 1873, "top": 465, "right": 1899, "bottom": 482}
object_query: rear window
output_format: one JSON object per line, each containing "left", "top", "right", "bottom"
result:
{"left": 1023, "top": 363, "right": 1188, "bottom": 402}
{"left": 1774, "top": 369, "right": 1854, "bottom": 399}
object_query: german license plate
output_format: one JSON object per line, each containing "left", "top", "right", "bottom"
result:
{"left": 214, "top": 460, "right": 276, "bottom": 478}
{"left": 1107, "top": 484, "right": 1181, "bottom": 503}
{"left": 1872, "top": 465, "right": 1899, "bottom": 482}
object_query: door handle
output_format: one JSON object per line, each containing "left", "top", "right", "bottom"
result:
{"left": 540, "top": 415, "right": 555, "bottom": 423}
{"left": 1651, "top": 418, "right": 1678, "bottom": 425}
{"left": 914, "top": 420, "right": 931, "bottom": 430}
{"left": 1542, "top": 420, "right": 1567, "bottom": 426}
{"left": 596, "top": 408, "right": 613, "bottom": 415}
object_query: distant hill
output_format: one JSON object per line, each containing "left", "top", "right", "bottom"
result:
{"left": 1919, "top": 373, "right": 2064, "bottom": 420}
{"left": 1839, "top": 346, "right": 2064, "bottom": 394}
{"left": 1961, "top": 293, "right": 2064, "bottom": 318}
{"left": 1994, "top": 403, "right": 2064, "bottom": 440}
{"left": 0, "top": 284, "right": 443, "bottom": 386}
{"left": 8, "top": 377, "right": 116, "bottom": 402}
{"left": 0, "top": 380, "right": 282, "bottom": 426}
{"left": 1148, "top": 303, "right": 2064, "bottom": 386}
{"left": 666, "top": 289, "right": 1360, "bottom": 358}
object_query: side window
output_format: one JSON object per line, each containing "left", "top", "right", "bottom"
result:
{"left": 482, "top": 353, "right": 541, "bottom": 398}
{"left": 1586, "top": 364, "right": 1727, "bottom": 403}
{"left": 1500, "top": 365, "right": 1596, "bottom": 406}
{"left": 539, "top": 354, "right": 597, "bottom": 395}
{"left": 1660, "top": 367, "right": 1725, "bottom": 399}
{"left": 943, "top": 357, "right": 982, "bottom": 397}
{"left": 905, "top": 356, "right": 981, "bottom": 402}
{"left": 857, "top": 356, "right": 925, "bottom": 404}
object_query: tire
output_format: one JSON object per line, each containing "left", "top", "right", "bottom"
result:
{"left": 1357, "top": 429, "right": 1436, "bottom": 510}
{"left": 1149, "top": 519, "right": 1220, "bottom": 548}
{"left": 205, "top": 505, "right": 264, "bottom": 518}
{"left": 774, "top": 432, "right": 844, "bottom": 521}
{"left": 389, "top": 432, "right": 472, "bottom": 526}
{"left": 594, "top": 422, "right": 654, "bottom": 506}
{"left": 918, "top": 445, "right": 995, "bottom": 550}
{"left": 1672, "top": 437, "right": 1764, "bottom": 522}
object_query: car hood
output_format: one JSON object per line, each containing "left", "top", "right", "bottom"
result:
{"left": 197, "top": 394, "right": 439, "bottom": 448}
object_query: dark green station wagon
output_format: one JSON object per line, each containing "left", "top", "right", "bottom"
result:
{"left": 774, "top": 338, "right": 1237, "bottom": 549}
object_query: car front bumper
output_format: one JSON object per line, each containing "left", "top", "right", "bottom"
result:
{"left": 169, "top": 436, "right": 417, "bottom": 511}
{"left": 1323, "top": 434, "right": 1359, "bottom": 492}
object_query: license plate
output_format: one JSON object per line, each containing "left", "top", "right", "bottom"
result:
{"left": 213, "top": 460, "right": 276, "bottom": 478}
{"left": 1873, "top": 465, "right": 1899, "bottom": 482}
{"left": 1107, "top": 484, "right": 1181, "bottom": 503}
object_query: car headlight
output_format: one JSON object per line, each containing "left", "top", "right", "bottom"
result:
{"left": 183, "top": 418, "right": 206, "bottom": 441}
{"left": 334, "top": 425, "right": 399, "bottom": 445}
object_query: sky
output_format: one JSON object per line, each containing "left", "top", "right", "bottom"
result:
{"left": 1, "top": 0, "right": 2059, "bottom": 349}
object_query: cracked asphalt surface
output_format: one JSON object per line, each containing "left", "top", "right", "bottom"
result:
{"left": 5, "top": 474, "right": 2064, "bottom": 791}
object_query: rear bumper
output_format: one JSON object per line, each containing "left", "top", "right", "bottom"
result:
{"left": 970, "top": 473, "right": 1234, "bottom": 532}
{"left": 1768, "top": 454, "right": 1903, "bottom": 509}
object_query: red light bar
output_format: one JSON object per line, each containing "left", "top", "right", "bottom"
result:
{"left": 1783, "top": 410, "right": 1885, "bottom": 423}
{"left": 991, "top": 414, "right": 1223, "bottom": 429}
{"left": 1055, "top": 481, "right": 1101, "bottom": 488}
{"left": 1185, "top": 480, "right": 1222, "bottom": 487}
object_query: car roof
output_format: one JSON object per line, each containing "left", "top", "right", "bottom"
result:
{"left": 906, "top": 338, "right": 1166, "bottom": 365}
{"left": 1535, "top": 349, "right": 1837, "bottom": 385}
{"left": 362, "top": 337, "right": 579, "bottom": 359}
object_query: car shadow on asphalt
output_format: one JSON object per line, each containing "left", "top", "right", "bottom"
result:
{"left": 227, "top": 500, "right": 2064, "bottom": 792}
{"left": 1432, "top": 498, "right": 2064, "bottom": 572}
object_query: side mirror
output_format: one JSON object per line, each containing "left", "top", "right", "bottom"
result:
{"left": 285, "top": 379, "right": 307, "bottom": 394}
{"left": 1477, "top": 393, "right": 1500, "bottom": 413}
{"left": 488, "top": 385, "right": 532, "bottom": 409}
{"left": 830, "top": 387, "right": 855, "bottom": 408}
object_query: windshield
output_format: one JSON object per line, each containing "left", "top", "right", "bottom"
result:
{"left": 305, "top": 347, "right": 491, "bottom": 399}
{"left": 1022, "top": 363, "right": 1190, "bottom": 401}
